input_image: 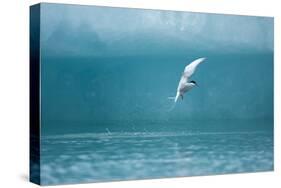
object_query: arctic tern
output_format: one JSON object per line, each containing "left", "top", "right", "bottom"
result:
{"left": 170, "top": 57, "right": 206, "bottom": 103}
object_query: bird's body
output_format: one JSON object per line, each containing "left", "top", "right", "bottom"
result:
{"left": 176, "top": 82, "right": 195, "bottom": 100}
{"left": 172, "top": 57, "right": 206, "bottom": 103}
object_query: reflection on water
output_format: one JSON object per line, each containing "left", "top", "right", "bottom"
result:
{"left": 41, "top": 130, "right": 273, "bottom": 185}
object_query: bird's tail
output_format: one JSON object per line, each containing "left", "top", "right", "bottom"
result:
{"left": 174, "top": 92, "right": 180, "bottom": 103}
{"left": 167, "top": 92, "right": 180, "bottom": 111}
{"left": 168, "top": 92, "right": 180, "bottom": 103}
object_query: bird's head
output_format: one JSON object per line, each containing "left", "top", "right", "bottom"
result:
{"left": 190, "top": 80, "right": 198, "bottom": 87}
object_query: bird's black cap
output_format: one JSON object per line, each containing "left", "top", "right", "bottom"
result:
{"left": 190, "top": 80, "right": 197, "bottom": 85}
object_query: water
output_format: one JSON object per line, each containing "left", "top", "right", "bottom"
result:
{"left": 37, "top": 3, "right": 274, "bottom": 185}
{"left": 40, "top": 123, "right": 273, "bottom": 185}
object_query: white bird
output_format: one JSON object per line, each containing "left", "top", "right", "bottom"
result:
{"left": 170, "top": 57, "right": 206, "bottom": 103}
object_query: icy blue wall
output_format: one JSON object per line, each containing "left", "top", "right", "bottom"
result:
{"left": 40, "top": 4, "right": 273, "bottom": 134}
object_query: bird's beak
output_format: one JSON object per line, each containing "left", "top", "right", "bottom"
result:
{"left": 196, "top": 83, "right": 199, "bottom": 87}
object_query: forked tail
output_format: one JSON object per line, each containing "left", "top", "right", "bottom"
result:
{"left": 167, "top": 92, "right": 180, "bottom": 111}
{"left": 174, "top": 92, "right": 180, "bottom": 103}
{"left": 168, "top": 92, "right": 180, "bottom": 103}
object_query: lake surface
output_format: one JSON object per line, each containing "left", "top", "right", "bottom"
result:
{"left": 40, "top": 121, "right": 273, "bottom": 185}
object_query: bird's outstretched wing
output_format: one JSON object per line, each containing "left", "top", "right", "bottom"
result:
{"left": 171, "top": 57, "right": 206, "bottom": 104}
{"left": 177, "top": 57, "right": 206, "bottom": 91}
{"left": 182, "top": 57, "right": 206, "bottom": 79}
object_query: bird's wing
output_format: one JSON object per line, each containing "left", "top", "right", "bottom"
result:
{"left": 177, "top": 76, "right": 187, "bottom": 91}
{"left": 174, "top": 57, "right": 206, "bottom": 102}
{"left": 182, "top": 57, "right": 206, "bottom": 79}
